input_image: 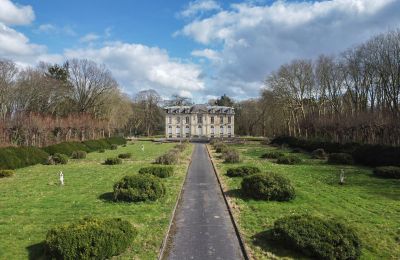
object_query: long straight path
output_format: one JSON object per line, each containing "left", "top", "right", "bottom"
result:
{"left": 164, "top": 143, "right": 244, "bottom": 260}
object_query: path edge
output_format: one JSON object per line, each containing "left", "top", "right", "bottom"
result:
{"left": 157, "top": 147, "right": 194, "bottom": 260}
{"left": 206, "top": 144, "right": 251, "bottom": 260}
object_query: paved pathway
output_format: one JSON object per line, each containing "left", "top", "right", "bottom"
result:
{"left": 165, "top": 143, "right": 244, "bottom": 260}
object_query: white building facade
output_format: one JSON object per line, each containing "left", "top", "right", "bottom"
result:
{"left": 165, "top": 105, "right": 234, "bottom": 139}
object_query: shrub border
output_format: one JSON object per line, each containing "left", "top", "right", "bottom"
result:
{"left": 206, "top": 144, "right": 250, "bottom": 260}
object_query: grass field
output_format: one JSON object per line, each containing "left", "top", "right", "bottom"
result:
{"left": 0, "top": 141, "right": 193, "bottom": 260}
{"left": 209, "top": 142, "right": 400, "bottom": 259}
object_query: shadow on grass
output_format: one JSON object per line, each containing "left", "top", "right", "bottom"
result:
{"left": 98, "top": 192, "right": 115, "bottom": 202}
{"left": 26, "top": 241, "right": 47, "bottom": 260}
{"left": 224, "top": 188, "right": 244, "bottom": 200}
{"left": 252, "top": 230, "right": 306, "bottom": 259}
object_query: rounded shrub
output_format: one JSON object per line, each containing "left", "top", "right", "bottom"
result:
{"left": 214, "top": 143, "right": 227, "bottom": 153}
{"left": 0, "top": 169, "right": 15, "bottom": 178}
{"left": 272, "top": 214, "right": 361, "bottom": 259}
{"left": 276, "top": 155, "right": 301, "bottom": 165}
{"left": 47, "top": 153, "right": 69, "bottom": 165}
{"left": 98, "top": 149, "right": 105, "bottom": 153}
{"left": 104, "top": 157, "right": 122, "bottom": 165}
{"left": 223, "top": 149, "right": 240, "bottom": 163}
{"left": 45, "top": 217, "right": 136, "bottom": 260}
{"left": 373, "top": 166, "right": 400, "bottom": 179}
{"left": 328, "top": 153, "right": 354, "bottom": 165}
{"left": 155, "top": 151, "right": 178, "bottom": 165}
{"left": 260, "top": 151, "right": 284, "bottom": 159}
{"left": 139, "top": 166, "right": 174, "bottom": 178}
{"left": 312, "top": 148, "right": 327, "bottom": 159}
{"left": 226, "top": 166, "right": 261, "bottom": 177}
{"left": 110, "top": 144, "right": 118, "bottom": 150}
{"left": 241, "top": 173, "right": 295, "bottom": 201}
{"left": 174, "top": 143, "right": 187, "bottom": 152}
{"left": 118, "top": 153, "right": 132, "bottom": 159}
{"left": 71, "top": 150, "right": 87, "bottom": 159}
{"left": 113, "top": 174, "right": 165, "bottom": 202}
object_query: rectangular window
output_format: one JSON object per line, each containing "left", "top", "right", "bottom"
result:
{"left": 197, "top": 115, "right": 203, "bottom": 124}
{"left": 185, "top": 116, "right": 189, "bottom": 124}
{"left": 168, "top": 116, "right": 172, "bottom": 124}
{"left": 177, "top": 117, "right": 181, "bottom": 124}
{"left": 211, "top": 116, "right": 214, "bottom": 124}
{"left": 220, "top": 116, "right": 224, "bottom": 124}
{"left": 228, "top": 116, "right": 231, "bottom": 123}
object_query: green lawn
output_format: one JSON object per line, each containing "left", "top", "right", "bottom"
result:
{"left": 0, "top": 141, "right": 193, "bottom": 260}
{"left": 209, "top": 143, "right": 400, "bottom": 259}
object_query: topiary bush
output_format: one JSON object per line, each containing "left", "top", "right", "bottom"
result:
{"left": 113, "top": 174, "right": 165, "bottom": 202}
{"left": 110, "top": 144, "right": 118, "bottom": 150}
{"left": 0, "top": 169, "right": 15, "bottom": 178}
{"left": 260, "top": 151, "right": 284, "bottom": 159}
{"left": 241, "top": 173, "right": 295, "bottom": 201}
{"left": 104, "top": 157, "right": 122, "bottom": 165}
{"left": 155, "top": 151, "right": 179, "bottom": 165}
{"left": 118, "top": 153, "right": 132, "bottom": 159}
{"left": 272, "top": 214, "right": 361, "bottom": 260}
{"left": 139, "top": 166, "right": 174, "bottom": 178}
{"left": 276, "top": 155, "right": 301, "bottom": 165}
{"left": 45, "top": 217, "right": 136, "bottom": 260}
{"left": 328, "top": 153, "right": 354, "bottom": 165}
{"left": 373, "top": 166, "right": 400, "bottom": 179}
{"left": 47, "top": 153, "right": 69, "bottom": 165}
{"left": 43, "top": 142, "right": 90, "bottom": 156}
{"left": 71, "top": 150, "right": 87, "bottom": 159}
{"left": 312, "top": 148, "right": 327, "bottom": 159}
{"left": 226, "top": 166, "right": 261, "bottom": 177}
{"left": 223, "top": 149, "right": 240, "bottom": 163}
{"left": 0, "top": 146, "right": 49, "bottom": 169}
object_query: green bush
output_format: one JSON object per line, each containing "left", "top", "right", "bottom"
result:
{"left": 155, "top": 151, "right": 179, "bottom": 165}
{"left": 99, "top": 149, "right": 105, "bottom": 153}
{"left": 105, "top": 137, "right": 127, "bottom": 146}
{"left": 110, "top": 144, "right": 118, "bottom": 150}
{"left": 47, "top": 153, "right": 69, "bottom": 165}
{"left": 312, "top": 148, "right": 327, "bottom": 159}
{"left": 45, "top": 217, "right": 136, "bottom": 260}
{"left": 0, "top": 146, "right": 49, "bottom": 169}
{"left": 83, "top": 139, "right": 111, "bottom": 152}
{"left": 104, "top": 157, "right": 122, "bottom": 165}
{"left": 223, "top": 149, "right": 240, "bottom": 163}
{"left": 0, "top": 169, "right": 15, "bottom": 178}
{"left": 328, "top": 153, "right": 354, "bottom": 165}
{"left": 113, "top": 174, "right": 165, "bottom": 202}
{"left": 260, "top": 151, "right": 284, "bottom": 159}
{"left": 118, "top": 153, "right": 132, "bottom": 159}
{"left": 214, "top": 142, "right": 227, "bottom": 153}
{"left": 373, "top": 166, "right": 400, "bottom": 179}
{"left": 241, "top": 173, "right": 295, "bottom": 201}
{"left": 276, "top": 155, "right": 301, "bottom": 165}
{"left": 272, "top": 215, "right": 361, "bottom": 259}
{"left": 139, "top": 166, "right": 174, "bottom": 178}
{"left": 226, "top": 166, "right": 261, "bottom": 177}
{"left": 174, "top": 143, "right": 187, "bottom": 152}
{"left": 43, "top": 142, "right": 89, "bottom": 156}
{"left": 71, "top": 150, "right": 87, "bottom": 159}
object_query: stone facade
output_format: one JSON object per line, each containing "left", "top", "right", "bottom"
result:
{"left": 165, "top": 105, "right": 235, "bottom": 139}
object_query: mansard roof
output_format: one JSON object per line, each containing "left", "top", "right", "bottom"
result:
{"left": 165, "top": 105, "right": 235, "bottom": 115}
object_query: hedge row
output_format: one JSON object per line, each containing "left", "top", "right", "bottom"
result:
{"left": 0, "top": 137, "right": 126, "bottom": 170}
{"left": 271, "top": 136, "right": 400, "bottom": 167}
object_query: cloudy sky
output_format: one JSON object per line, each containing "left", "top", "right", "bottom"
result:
{"left": 1, "top": 0, "right": 400, "bottom": 102}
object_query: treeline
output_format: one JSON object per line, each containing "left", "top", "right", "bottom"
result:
{"left": 0, "top": 58, "right": 165, "bottom": 147}
{"left": 235, "top": 29, "right": 400, "bottom": 145}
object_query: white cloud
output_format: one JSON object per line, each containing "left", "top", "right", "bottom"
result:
{"left": 180, "top": 0, "right": 221, "bottom": 18}
{"left": 0, "top": 0, "right": 34, "bottom": 25}
{"left": 191, "top": 48, "right": 221, "bottom": 61}
{"left": 37, "top": 23, "right": 56, "bottom": 33}
{"left": 80, "top": 33, "right": 100, "bottom": 43}
{"left": 64, "top": 42, "right": 205, "bottom": 97}
{"left": 178, "top": 0, "right": 400, "bottom": 99}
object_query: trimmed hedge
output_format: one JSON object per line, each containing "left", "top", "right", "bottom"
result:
{"left": 312, "top": 148, "right": 327, "bottom": 159}
{"left": 113, "top": 174, "right": 165, "bottom": 202}
{"left": 277, "top": 155, "right": 301, "bottom": 165}
{"left": 43, "top": 142, "right": 89, "bottom": 156}
{"left": 47, "top": 153, "right": 69, "bottom": 165}
{"left": 272, "top": 136, "right": 400, "bottom": 167}
{"left": 155, "top": 151, "right": 179, "bottom": 165}
{"left": 83, "top": 139, "right": 111, "bottom": 152}
{"left": 105, "top": 137, "right": 127, "bottom": 146}
{"left": 104, "top": 157, "right": 122, "bottom": 165}
{"left": 45, "top": 217, "right": 136, "bottom": 259}
{"left": 0, "top": 146, "right": 49, "bottom": 169}
{"left": 261, "top": 151, "right": 284, "bottom": 159}
{"left": 223, "top": 149, "right": 241, "bottom": 163}
{"left": 373, "top": 166, "right": 400, "bottom": 179}
{"left": 0, "top": 169, "right": 15, "bottom": 178}
{"left": 226, "top": 166, "right": 261, "bottom": 177}
{"left": 139, "top": 166, "right": 174, "bottom": 178}
{"left": 272, "top": 214, "right": 361, "bottom": 259}
{"left": 241, "top": 173, "right": 295, "bottom": 201}
{"left": 118, "top": 153, "right": 132, "bottom": 159}
{"left": 110, "top": 144, "right": 118, "bottom": 150}
{"left": 328, "top": 153, "right": 354, "bottom": 165}
{"left": 71, "top": 150, "right": 87, "bottom": 159}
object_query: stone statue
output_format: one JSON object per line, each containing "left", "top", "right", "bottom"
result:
{"left": 339, "top": 169, "right": 345, "bottom": 185}
{"left": 59, "top": 171, "right": 64, "bottom": 186}
{"left": 141, "top": 144, "right": 144, "bottom": 152}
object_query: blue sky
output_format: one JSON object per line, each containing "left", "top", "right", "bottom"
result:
{"left": 1, "top": 0, "right": 400, "bottom": 102}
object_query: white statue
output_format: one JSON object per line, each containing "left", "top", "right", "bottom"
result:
{"left": 59, "top": 171, "right": 64, "bottom": 186}
{"left": 141, "top": 144, "right": 145, "bottom": 152}
{"left": 339, "top": 169, "right": 345, "bottom": 185}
